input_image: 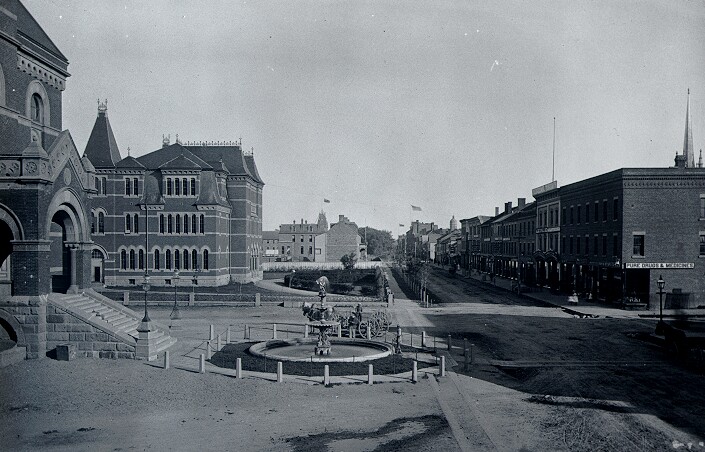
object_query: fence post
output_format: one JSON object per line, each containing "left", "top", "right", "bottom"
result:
{"left": 368, "top": 364, "right": 374, "bottom": 385}
{"left": 440, "top": 356, "right": 446, "bottom": 377}
{"left": 209, "top": 324, "right": 215, "bottom": 341}
{"left": 272, "top": 323, "right": 277, "bottom": 339}
{"left": 188, "top": 292, "right": 195, "bottom": 306}
{"left": 421, "top": 331, "right": 426, "bottom": 348}
{"left": 464, "top": 348, "right": 470, "bottom": 371}
{"left": 470, "top": 343, "right": 474, "bottom": 364}
{"left": 337, "top": 325, "right": 342, "bottom": 338}
{"left": 163, "top": 350, "right": 170, "bottom": 370}
{"left": 412, "top": 360, "right": 418, "bottom": 382}
{"left": 217, "top": 335, "right": 222, "bottom": 352}
{"left": 304, "top": 324, "right": 308, "bottom": 338}
{"left": 244, "top": 324, "right": 250, "bottom": 340}
{"left": 447, "top": 334, "right": 452, "bottom": 351}
{"left": 463, "top": 338, "right": 468, "bottom": 353}
{"left": 226, "top": 327, "right": 231, "bottom": 344}
{"left": 255, "top": 292, "right": 261, "bottom": 307}
{"left": 324, "top": 365, "right": 330, "bottom": 386}
{"left": 277, "top": 361, "right": 283, "bottom": 383}
{"left": 207, "top": 341, "right": 212, "bottom": 359}
{"left": 366, "top": 327, "right": 371, "bottom": 340}
{"left": 199, "top": 354, "right": 205, "bottom": 373}
{"left": 235, "top": 357, "right": 242, "bottom": 378}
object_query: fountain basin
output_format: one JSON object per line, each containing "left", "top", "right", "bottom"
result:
{"left": 249, "top": 338, "right": 393, "bottom": 363}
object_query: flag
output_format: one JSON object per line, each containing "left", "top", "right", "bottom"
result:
{"left": 411, "top": 205, "right": 422, "bottom": 211}
{"left": 323, "top": 199, "right": 330, "bottom": 203}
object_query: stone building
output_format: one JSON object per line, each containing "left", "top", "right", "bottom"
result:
{"left": 84, "top": 107, "right": 265, "bottom": 287}
{"left": 0, "top": 1, "right": 175, "bottom": 362}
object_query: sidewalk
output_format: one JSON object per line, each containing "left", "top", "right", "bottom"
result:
{"left": 449, "top": 266, "right": 704, "bottom": 319}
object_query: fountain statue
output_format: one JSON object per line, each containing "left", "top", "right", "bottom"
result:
{"left": 302, "top": 276, "right": 339, "bottom": 355}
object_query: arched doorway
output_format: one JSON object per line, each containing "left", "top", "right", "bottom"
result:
{"left": 91, "top": 247, "right": 106, "bottom": 286}
{"left": 49, "top": 209, "right": 77, "bottom": 293}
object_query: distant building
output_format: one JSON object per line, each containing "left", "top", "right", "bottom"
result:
{"left": 275, "top": 212, "right": 328, "bottom": 261}
{"left": 262, "top": 230, "right": 280, "bottom": 262}
{"left": 324, "top": 215, "right": 362, "bottom": 262}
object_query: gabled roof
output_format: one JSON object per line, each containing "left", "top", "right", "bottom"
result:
{"left": 15, "top": 0, "right": 68, "bottom": 65}
{"left": 159, "top": 153, "right": 203, "bottom": 170}
{"left": 137, "top": 143, "right": 212, "bottom": 170}
{"left": 83, "top": 108, "right": 122, "bottom": 168}
{"left": 115, "top": 155, "right": 146, "bottom": 169}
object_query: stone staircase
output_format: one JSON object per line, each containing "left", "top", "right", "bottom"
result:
{"left": 47, "top": 290, "right": 176, "bottom": 358}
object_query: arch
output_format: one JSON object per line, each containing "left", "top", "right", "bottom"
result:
{"left": 25, "top": 80, "right": 50, "bottom": 127}
{"left": 0, "top": 309, "right": 25, "bottom": 345}
{"left": 45, "top": 188, "right": 90, "bottom": 242}
{"left": 0, "top": 203, "right": 25, "bottom": 241}
{"left": 0, "top": 62, "right": 6, "bottom": 107}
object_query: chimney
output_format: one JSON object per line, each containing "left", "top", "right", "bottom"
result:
{"left": 518, "top": 198, "right": 526, "bottom": 208}
{"left": 495, "top": 206, "right": 499, "bottom": 216}
{"left": 675, "top": 153, "right": 687, "bottom": 169}
{"left": 505, "top": 202, "right": 512, "bottom": 214}
{"left": 301, "top": 218, "right": 304, "bottom": 225}
{"left": 305, "top": 220, "right": 308, "bottom": 224}
{"left": 293, "top": 220, "right": 296, "bottom": 224}
{"left": 338, "top": 215, "right": 345, "bottom": 222}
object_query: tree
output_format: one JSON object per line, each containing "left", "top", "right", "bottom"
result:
{"left": 340, "top": 251, "right": 358, "bottom": 270}
{"left": 358, "top": 226, "right": 394, "bottom": 258}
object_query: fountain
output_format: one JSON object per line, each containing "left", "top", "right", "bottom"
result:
{"left": 248, "top": 276, "right": 394, "bottom": 362}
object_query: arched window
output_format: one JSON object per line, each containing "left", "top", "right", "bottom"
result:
{"left": 167, "top": 215, "right": 173, "bottom": 234}
{"left": 30, "top": 93, "right": 43, "bottom": 123}
{"left": 174, "top": 250, "right": 180, "bottom": 270}
{"left": 183, "top": 179, "right": 188, "bottom": 196}
{"left": 125, "top": 214, "right": 131, "bottom": 233}
{"left": 98, "top": 212, "right": 105, "bottom": 234}
{"left": 166, "top": 249, "right": 172, "bottom": 270}
{"left": 175, "top": 214, "right": 181, "bottom": 234}
{"left": 159, "top": 214, "right": 165, "bottom": 234}
{"left": 120, "top": 250, "right": 127, "bottom": 270}
{"left": 203, "top": 250, "right": 209, "bottom": 270}
{"left": 192, "top": 214, "right": 197, "bottom": 234}
{"left": 190, "top": 178, "right": 196, "bottom": 196}
{"left": 200, "top": 214, "right": 205, "bottom": 234}
{"left": 92, "top": 249, "right": 103, "bottom": 259}
{"left": 133, "top": 214, "right": 139, "bottom": 234}
{"left": 138, "top": 249, "right": 144, "bottom": 269}
{"left": 154, "top": 250, "right": 161, "bottom": 270}
{"left": 175, "top": 178, "right": 180, "bottom": 196}
{"left": 182, "top": 250, "right": 189, "bottom": 270}
{"left": 192, "top": 250, "right": 198, "bottom": 270}
{"left": 129, "top": 250, "right": 135, "bottom": 269}
{"left": 183, "top": 215, "right": 189, "bottom": 234}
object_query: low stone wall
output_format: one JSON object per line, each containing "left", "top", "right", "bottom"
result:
{"left": 45, "top": 304, "right": 135, "bottom": 359}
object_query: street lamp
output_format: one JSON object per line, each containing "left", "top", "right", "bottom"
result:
{"left": 141, "top": 273, "right": 151, "bottom": 323}
{"left": 170, "top": 269, "right": 181, "bottom": 320}
{"left": 657, "top": 275, "right": 665, "bottom": 325}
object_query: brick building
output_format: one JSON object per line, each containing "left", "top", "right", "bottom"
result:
{"left": 85, "top": 108, "right": 265, "bottom": 287}
{"left": 273, "top": 212, "right": 328, "bottom": 262}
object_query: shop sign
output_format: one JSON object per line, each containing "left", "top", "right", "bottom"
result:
{"left": 625, "top": 262, "right": 694, "bottom": 269}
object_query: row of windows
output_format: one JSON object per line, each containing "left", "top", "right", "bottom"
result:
{"left": 165, "top": 178, "right": 197, "bottom": 197}
{"left": 125, "top": 178, "right": 139, "bottom": 196}
{"left": 290, "top": 235, "right": 314, "bottom": 243}
{"left": 91, "top": 211, "right": 105, "bottom": 234}
{"left": 95, "top": 177, "right": 108, "bottom": 196}
{"left": 562, "top": 198, "right": 619, "bottom": 225}
{"left": 159, "top": 214, "right": 205, "bottom": 234}
{"left": 561, "top": 234, "right": 619, "bottom": 257}
{"left": 120, "top": 248, "right": 210, "bottom": 271}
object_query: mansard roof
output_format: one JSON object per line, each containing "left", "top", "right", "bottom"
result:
{"left": 115, "top": 155, "right": 146, "bottom": 169}
{"left": 83, "top": 107, "right": 122, "bottom": 168}
{"left": 184, "top": 145, "right": 263, "bottom": 184}
{"left": 136, "top": 143, "right": 212, "bottom": 170}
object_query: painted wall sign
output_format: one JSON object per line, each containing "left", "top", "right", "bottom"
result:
{"left": 625, "top": 263, "right": 694, "bottom": 269}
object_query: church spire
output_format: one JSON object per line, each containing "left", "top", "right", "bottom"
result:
{"left": 684, "top": 89, "right": 695, "bottom": 167}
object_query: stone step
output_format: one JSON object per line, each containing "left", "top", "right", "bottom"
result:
{"left": 92, "top": 305, "right": 111, "bottom": 315}
{"left": 113, "top": 317, "right": 135, "bottom": 329}
{"left": 102, "top": 311, "right": 124, "bottom": 323}
{"left": 72, "top": 299, "right": 98, "bottom": 309}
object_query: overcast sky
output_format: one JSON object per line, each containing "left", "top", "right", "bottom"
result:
{"left": 26, "top": 1, "right": 705, "bottom": 234}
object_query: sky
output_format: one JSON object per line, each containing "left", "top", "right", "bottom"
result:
{"left": 25, "top": 0, "right": 705, "bottom": 235}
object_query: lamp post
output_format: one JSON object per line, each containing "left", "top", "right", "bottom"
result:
{"left": 657, "top": 275, "right": 665, "bottom": 325}
{"left": 170, "top": 269, "right": 181, "bottom": 320}
{"left": 141, "top": 196, "right": 151, "bottom": 324}
{"left": 142, "top": 273, "right": 151, "bottom": 323}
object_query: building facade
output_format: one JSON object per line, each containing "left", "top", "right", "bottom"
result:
{"left": 85, "top": 108, "right": 265, "bottom": 287}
